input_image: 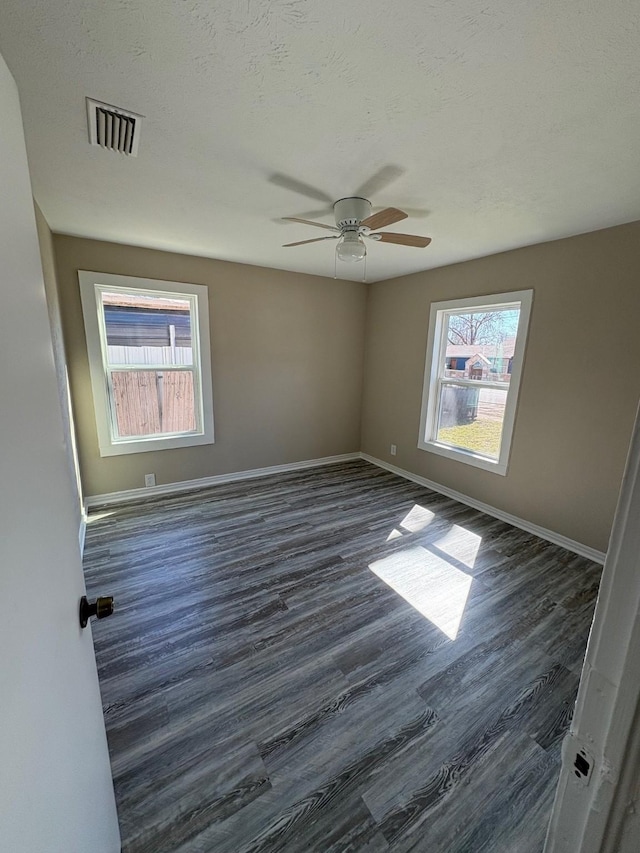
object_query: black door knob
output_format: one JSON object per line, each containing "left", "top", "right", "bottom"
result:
{"left": 79, "top": 595, "right": 114, "bottom": 628}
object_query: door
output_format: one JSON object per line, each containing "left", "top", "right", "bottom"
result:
{"left": 544, "top": 398, "right": 640, "bottom": 852}
{"left": 0, "top": 52, "right": 120, "bottom": 851}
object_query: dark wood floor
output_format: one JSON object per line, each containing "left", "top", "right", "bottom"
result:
{"left": 84, "top": 460, "right": 602, "bottom": 853}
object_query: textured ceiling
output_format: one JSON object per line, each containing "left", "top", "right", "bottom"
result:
{"left": 0, "top": 1, "right": 639, "bottom": 282}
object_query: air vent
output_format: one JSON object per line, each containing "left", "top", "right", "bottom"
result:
{"left": 86, "top": 98, "right": 143, "bottom": 156}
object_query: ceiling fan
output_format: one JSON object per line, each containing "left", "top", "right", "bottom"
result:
{"left": 282, "top": 197, "right": 431, "bottom": 263}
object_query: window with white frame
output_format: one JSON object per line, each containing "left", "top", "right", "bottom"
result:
{"left": 418, "top": 290, "right": 532, "bottom": 475}
{"left": 79, "top": 271, "right": 214, "bottom": 457}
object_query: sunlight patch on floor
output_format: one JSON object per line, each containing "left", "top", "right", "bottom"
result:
{"left": 399, "top": 504, "right": 435, "bottom": 533}
{"left": 433, "top": 524, "right": 482, "bottom": 569}
{"left": 87, "top": 510, "right": 116, "bottom": 524}
{"left": 369, "top": 546, "right": 472, "bottom": 639}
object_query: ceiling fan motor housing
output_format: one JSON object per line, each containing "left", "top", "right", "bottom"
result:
{"left": 334, "top": 197, "right": 372, "bottom": 230}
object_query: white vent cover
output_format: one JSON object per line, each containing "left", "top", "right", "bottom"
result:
{"left": 86, "top": 98, "right": 143, "bottom": 156}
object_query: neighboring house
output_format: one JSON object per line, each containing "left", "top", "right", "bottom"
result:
{"left": 103, "top": 292, "right": 192, "bottom": 350}
{"left": 445, "top": 336, "right": 516, "bottom": 380}
{"left": 464, "top": 353, "right": 492, "bottom": 380}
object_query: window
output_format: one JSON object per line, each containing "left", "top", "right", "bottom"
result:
{"left": 418, "top": 290, "right": 532, "bottom": 475}
{"left": 79, "top": 271, "right": 214, "bottom": 457}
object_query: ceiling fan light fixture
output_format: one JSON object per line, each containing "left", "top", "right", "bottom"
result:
{"left": 336, "top": 231, "right": 367, "bottom": 263}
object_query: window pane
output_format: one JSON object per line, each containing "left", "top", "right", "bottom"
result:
{"left": 110, "top": 370, "right": 196, "bottom": 438}
{"left": 101, "top": 291, "right": 193, "bottom": 366}
{"left": 443, "top": 308, "right": 519, "bottom": 383}
{"left": 436, "top": 384, "right": 508, "bottom": 460}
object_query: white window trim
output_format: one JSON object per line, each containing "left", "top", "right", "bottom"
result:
{"left": 418, "top": 289, "right": 533, "bottom": 476}
{"left": 79, "top": 271, "right": 215, "bottom": 457}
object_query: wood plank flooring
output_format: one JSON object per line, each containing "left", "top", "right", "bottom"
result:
{"left": 83, "top": 460, "right": 602, "bottom": 852}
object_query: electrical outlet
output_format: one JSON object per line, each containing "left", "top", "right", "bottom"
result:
{"left": 144, "top": 473, "right": 156, "bottom": 488}
{"left": 390, "top": 444, "right": 397, "bottom": 456}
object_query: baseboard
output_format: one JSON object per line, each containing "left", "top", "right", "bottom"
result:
{"left": 360, "top": 453, "right": 607, "bottom": 564}
{"left": 84, "top": 450, "right": 606, "bottom": 564}
{"left": 85, "top": 453, "right": 361, "bottom": 509}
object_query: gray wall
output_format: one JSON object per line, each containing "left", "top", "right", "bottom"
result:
{"left": 360, "top": 221, "right": 640, "bottom": 554}
{"left": 53, "top": 235, "right": 367, "bottom": 497}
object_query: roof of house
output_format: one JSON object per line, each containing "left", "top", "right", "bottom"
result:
{"left": 446, "top": 336, "right": 516, "bottom": 359}
{"left": 102, "top": 292, "right": 190, "bottom": 312}
{"left": 466, "top": 353, "right": 492, "bottom": 366}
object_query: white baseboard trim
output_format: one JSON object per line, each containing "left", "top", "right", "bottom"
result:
{"left": 360, "top": 453, "right": 607, "bottom": 564}
{"left": 85, "top": 453, "right": 361, "bottom": 509}
{"left": 84, "top": 450, "right": 606, "bottom": 564}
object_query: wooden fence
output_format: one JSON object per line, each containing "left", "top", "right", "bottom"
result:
{"left": 111, "top": 371, "right": 196, "bottom": 437}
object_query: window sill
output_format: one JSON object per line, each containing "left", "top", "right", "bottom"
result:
{"left": 417, "top": 439, "right": 508, "bottom": 476}
{"left": 99, "top": 431, "right": 214, "bottom": 457}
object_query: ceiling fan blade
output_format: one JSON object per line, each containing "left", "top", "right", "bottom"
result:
{"left": 283, "top": 236, "right": 340, "bottom": 247}
{"left": 374, "top": 232, "right": 432, "bottom": 247}
{"left": 354, "top": 165, "right": 405, "bottom": 199}
{"left": 269, "top": 173, "right": 334, "bottom": 204}
{"left": 282, "top": 217, "right": 340, "bottom": 232}
{"left": 360, "top": 207, "right": 408, "bottom": 230}
{"left": 290, "top": 207, "right": 334, "bottom": 219}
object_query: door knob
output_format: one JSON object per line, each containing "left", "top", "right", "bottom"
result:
{"left": 79, "top": 595, "right": 114, "bottom": 629}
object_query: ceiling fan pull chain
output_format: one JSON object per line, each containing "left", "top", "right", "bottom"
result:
{"left": 362, "top": 253, "right": 367, "bottom": 283}
{"left": 334, "top": 251, "right": 337, "bottom": 280}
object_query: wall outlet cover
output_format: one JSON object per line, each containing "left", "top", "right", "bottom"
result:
{"left": 144, "top": 473, "right": 156, "bottom": 487}
{"left": 390, "top": 444, "right": 397, "bottom": 456}
{"left": 573, "top": 746, "right": 595, "bottom": 787}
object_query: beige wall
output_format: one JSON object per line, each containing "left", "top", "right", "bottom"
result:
{"left": 54, "top": 235, "right": 367, "bottom": 497}
{"left": 35, "top": 205, "right": 84, "bottom": 530}
{"left": 361, "top": 221, "right": 640, "bottom": 554}
{"left": 53, "top": 221, "right": 640, "bottom": 552}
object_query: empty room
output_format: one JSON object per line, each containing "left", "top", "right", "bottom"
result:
{"left": 2, "top": 3, "right": 640, "bottom": 852}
